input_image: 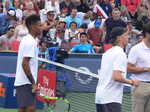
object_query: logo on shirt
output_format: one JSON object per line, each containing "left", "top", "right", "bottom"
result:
{"left": 98, "top": 33, "right": 102, "bottom": 37}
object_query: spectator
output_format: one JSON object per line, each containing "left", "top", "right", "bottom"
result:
{"left": 39, "top": 6, "right": 52, "bottom": 23}
{"left": 93, "top": 0, "right": 112, "bottom": 19}
{"left": 42, "top": 7, "right": 58, "bottom": 43}
{"left": 0, "top": 0, "right": 4, "bottom": 13}
{"left": 45, "top": 0, "right": 60, "bottom": 18}
{"left": 31, "top": 0, "right": 40, "bottom": 14}
{"left": 0, "top": 9, "right": 16, "bottom": 36}
{"left": 137, "top": 0, "right": 150, "bottom": 21}
{"left": 13, "top": 16, "right": 28, "bottom": 41}
{"left": 86, "top": 0, "right": 97, "bottom": 10}
{"left": 135, "top": 15, "right": 149, "bottom": 31}
{"left": 121, "top": 0, "right": 140, "bottom": 24}
{"left": 80, "top": 23, "right": 88, "bottom": 32}
{"left": 11, "top": 17, "right": 20, "bottom": 28}
{"left": 23, "top": 2, "right": 36, "bottom": 17}
{"left": 22, "top": 0, "right": 31, "bottom": 10}
{"left": 65, "top": 8, "right": 82, "bottom": 29}
{"left": 127, "top": 20, "right": 141, "bottom": 46}
{"left": 59, "top": 0, "right": 76, "bottom": 16}
{"left": 136, "top": 34, "right": 144, "bottom": 44}
{"left": 71, "top": 0, "right": 80, "bottom": 6}
{"left": 102, "top": 8, "right": 128, "bottom": 44}
{"left": 64, "top": 21, "right": 80, "bottom": 43}
{"left": 13, "top": 0, "right": 23, "bottom": 22}
{"left": 0, "top": 26, "right": 15, "bottom": 50}
{"left": 60, "top": 7, "right": 68, "bottom": 18}
{"left": 108, "top": 0, "right": 115, "bottom": 9}
{"left": 115, "top": 0, "right": 121, "bottom": 8}
{"left": 77, "top": 0, "right": 90, "bottom": 13}
{"left": 59, "top": 28, "right": 71, "bottom": 51}
{"left": 88, "top": 15, "right": 105, "bottom": 29}
{"left": 76, "top": 11, "right": 93, "bottom": 25}
{"left": 39, "top": 0, "right": 45, "bottom": 9}
{"left": 69, "top": 32, "right": 95, "bottom": 53}
{"left": 56, "top": 18, "right": 67, "bottom": 37}
{"left": 37, "top": 38, "right": 49, "bottom": 68}
{"left": 130, "top": 33, "right": 144, "bottom": 47}
{"left": 57, "top": 18, "right": 67, "bottom": 30}
{"left": 5, "top": 0, "right": 13, "bottom": 11}
{"left": 87, "top": 20, "right": 103, "bottom": 53}
{"left": 120, "top": 5, "right": 131, "bottom": 22}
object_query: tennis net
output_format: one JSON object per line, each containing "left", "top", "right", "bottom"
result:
{"left": 36, "top": 57, "right": 131, "bottom": 112}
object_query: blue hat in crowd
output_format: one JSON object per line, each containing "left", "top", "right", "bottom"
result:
{"left": 94, "top": 20, "right": 101, "bottom": 28}
{"left": 8, "top": 6, "right": 16, "bottom": 10}
{"left": 39, "top": 38, "right": 47, "bottom": 46}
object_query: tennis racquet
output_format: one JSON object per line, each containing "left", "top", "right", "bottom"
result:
{"left": 37, "top": 93, "right": 70, "bottom": 112}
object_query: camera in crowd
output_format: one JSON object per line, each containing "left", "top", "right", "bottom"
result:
{"left": 40, "top": 37, "right": 59, "bottom": 48}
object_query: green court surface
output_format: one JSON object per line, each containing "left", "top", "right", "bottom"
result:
{"left": 0, "top": 92, "right": 131, "bottom": 112}
{"left": 0, "top": 108, "right": 17, "bottom": 112}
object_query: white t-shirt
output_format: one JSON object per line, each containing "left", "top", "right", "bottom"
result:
{"left": 0, "top": 35, "right": 13, "bottom": 50}
{"left": 15, "top": 9, "right": 23, "bottom": 21}
{"left": 88, "top": 19, "right": 105, "bottom": 29}
{"left": 95, "top": 46, "right": 127, "bottom": 104}
{"left": 45, "top": 1, "right": 60, "bottom": 18}
{"left": 14, "top": 34, "right": 38, "bottom": 86}
{"left": 127, "top": 41, "right": 150, "bottom": 81}
{"left": 64, "top": 29, "right": 80, "bottom": 43}
{"left": 76, "top": 12, "right": 91, "bottom": 25}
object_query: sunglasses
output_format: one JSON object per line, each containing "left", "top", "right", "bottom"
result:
{"left": 61, "top": 11, "right": 67, "bottom": 13}
{"left": 48, "top": 14, "right": 55, "bottom": 17}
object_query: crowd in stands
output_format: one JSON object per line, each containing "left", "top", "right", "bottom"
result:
{"left": 0, "top": 0, "right": 149, "bottom": 54}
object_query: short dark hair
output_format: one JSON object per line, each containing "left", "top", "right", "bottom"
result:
{"left": 14, "top": 17, "right": 19, "bottom": 21}
{"left": 137, "top": 34, "right": 144, "bottom": 38}
{"left": 69, "top": 21, "right": 77, "bottom": 27}
{"left": 8, "top": 26, "right": 15, "bottom": 30}
{"left": 80, "top": 32, "right": 87, "bottom": 37}
{"left": 25, "top": 14, "right": 41, "bottom": 30}
{"left": 71, "top": 7, "right": 77, "bottom": 12}
{"left": 80, "top": 23, "right": 88, "bottom": 29}
{"left": 142, "top": 23, "right": 150, "bottom": 37}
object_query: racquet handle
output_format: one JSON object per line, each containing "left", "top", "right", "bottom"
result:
{"left": 37, "top": 93, "right": 45, "bottom": 97}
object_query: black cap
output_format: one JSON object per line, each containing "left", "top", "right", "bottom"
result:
{"left": 109, "top": 27, "right": 126, "bottom": 43}
{"left": 142, "top": 16, "right": 149, "bottom": 24}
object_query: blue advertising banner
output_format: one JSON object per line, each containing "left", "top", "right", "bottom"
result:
{"left": 0, "top": 73, "right": 17, "bottom": 108}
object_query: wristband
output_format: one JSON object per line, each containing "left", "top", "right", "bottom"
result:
{"left": 131, "top": 80, "right": 134, "bottom": 85}
{"left": 144, "top": 67, "right": 148, "bottom": 72}
{"left": 27, "top": 74, "right": 35, "bottom": 84}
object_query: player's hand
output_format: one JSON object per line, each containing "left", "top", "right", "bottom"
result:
{"left": 132, "top": 79, "right": 139, "bottom": 87}
{"left": 32, "top": 83, "right": 40, "bottom": 94}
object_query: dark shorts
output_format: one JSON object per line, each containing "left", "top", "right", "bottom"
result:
{"left": 96, "top": 103, "right": 121, "bottom": 112}
{"left": 16, "top": 84, "right": 36, "bottom": 108}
